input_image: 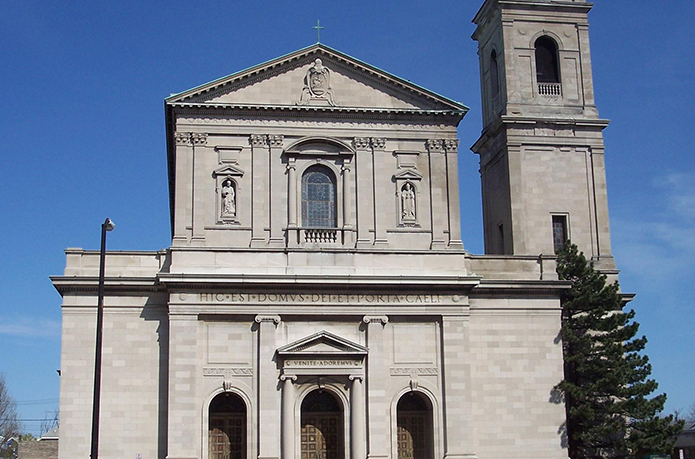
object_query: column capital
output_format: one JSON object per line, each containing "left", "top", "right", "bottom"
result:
{"left": 280, "top": 374, "right": 297, "bottom": 382}
{"left": 268, "top": 134, "right": 284, "bottom": 148}
{"left": 255, "top": 314, "right": 281, "bottom": 325}
{"left": 362, "top": 315, "right": 389, "bottom": 325}
{"left": 191, "top": 133, "right": 208, "bottom": 145}
{"left": 352, "top": 137, "right": 370, "bottom": 150}
{"left": 443, "top": 138, "right": 460, "bottom": 152}
{"left": 174, "top": 132, "right": 192, "bottom": 146}
{"left": 348, "top": 374, "right": 364, "bottom": 382}
{"left": 426, "top": 139, "right": 444, "bottom": 152}
{"left": 250, "top": 134, "right": 267, "bottom": 147}
{"left": 371, "top": 137, "right": 386, "bottom": 150}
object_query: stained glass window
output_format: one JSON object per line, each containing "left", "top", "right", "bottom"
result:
{"left": 552, "top": 215, "right": 568, "bottom": 253}
{"left": 302, "top": 166, "right": 337, "bottom": 228}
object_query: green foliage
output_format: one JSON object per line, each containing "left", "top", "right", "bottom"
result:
{"left": 555, "top": 243, "right": 683, "bottom": 459}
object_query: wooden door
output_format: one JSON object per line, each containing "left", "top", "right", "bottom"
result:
{"left": 209, "top": 413, "right": 246, "bottom": 459}
{"left": 397, "top": 412, "right": 429, "bottom": 459}
{"left": 301, "top": 413, "right": 343, "bottom": 459}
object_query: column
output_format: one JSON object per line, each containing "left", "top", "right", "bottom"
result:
{"left": 363, "top": 315, "right": 389, "bottom": 459}
{"left": 268, "top": 135, "right": 285, "bottom": 247}
{"left": 426, "top": 139, "right": 447, "bottom": 249}
{"left": 443, "top": 139, "right": 464, "bottom": 249}
{"left": 167, "top": 313, "right": 199, "bottom": 459}
{"left": 191, "top": 132, "right": 208, "bottom": 245}
{"left": 350, "top": 375, "right": 366, "bottom": 459}
{"left": 287, "top": 159, "right": 298, "bottom": 246}
{"left": 353, "top": 137, "right": 373, "bottom": 248}
{"left": 256, "top": 314, "right": 281, "bottom": 459}
{"left": 173, "top": 133, "right": 192, "bottom": 244}
{"left": 371, "top": 138, "right": 389, "bottom": 247}
{"left": 281, "top": 375, "right": 297, "bottom": 459}
{"left": 342, "top": 159, "right": 355, "bottom": 246}
{"left": 441, "top": 315, "right": 476, "bottom": 459}
{"left": 250, "top": 134, "right": 268, "bottom": 247}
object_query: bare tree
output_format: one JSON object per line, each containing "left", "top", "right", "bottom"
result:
{"left": 0, "top": 373, "right": 21, "bottom": 457}
{"left": 39, "top": 410, "right": 59, "bottom": 437}
{"left": 687, "top": 401, "right": 695, "bottom": 427}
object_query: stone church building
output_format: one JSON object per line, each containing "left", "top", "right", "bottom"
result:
{"left": 52, "top": 1, "right": 617, "bottom": 458}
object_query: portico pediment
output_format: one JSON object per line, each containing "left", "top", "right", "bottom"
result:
{"left": 277, "top": 330, "right": 368, "bottom": 357}
{"left": 165, "top": 44, "right": 468, "bottom": 115}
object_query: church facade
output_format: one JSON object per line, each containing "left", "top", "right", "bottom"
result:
{"left": 52, "top": 1, "right": 616, "bottom": 459}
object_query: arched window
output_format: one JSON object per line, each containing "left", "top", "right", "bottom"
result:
{"left": 209, "top": 393, "right": 247, "bottom": 459}
{"left": 301, "top": 390, "right": 344, "bottom": 459}
{"left": 397, "top": 392, "right": 433, "bottom": 459}
{"left": 490, "top": 49, "right": 500, "bottom": 98}
{"left": 302, "top": 165, "right": 337, "bottom": 228}
{"left": 534, "top": 36, "right": 560, "bottom": 84}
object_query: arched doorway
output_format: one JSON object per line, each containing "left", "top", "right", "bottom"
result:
{"left": 209, "top": 392, "right": 247, "bottom": 459}
{"left": 396, "top": 392, "right": 433, "bottom": 459}
{"left": 301, "top": 389, "right": 344, "bottom": 459}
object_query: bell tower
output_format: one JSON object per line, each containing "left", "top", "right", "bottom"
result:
{"left": 472, "top": 0, "right": 615, "bottom": 270}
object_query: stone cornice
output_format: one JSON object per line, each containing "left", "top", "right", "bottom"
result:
{"left": 50, "top": 276, "right": 163, "bottom": 296}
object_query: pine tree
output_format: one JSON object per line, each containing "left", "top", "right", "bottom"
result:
{"left": 555, "top": 243, "right": 683, "bottom": 459}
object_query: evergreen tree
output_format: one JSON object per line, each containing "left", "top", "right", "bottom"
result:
{"left": 555, "top": 243, "right": 683, "bottom": 459}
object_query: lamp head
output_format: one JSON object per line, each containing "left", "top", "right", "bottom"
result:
{"left": 103, "top": 218, "right": 115, "bottom": 232}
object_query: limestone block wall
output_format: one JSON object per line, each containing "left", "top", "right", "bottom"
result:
{"left": 170, "top": 116, "right": 462, "bottom": 251}
{"left": 58, "top": 292, "right": 168, "bottom": 459}
{"left": 469, "top": 298, "right": 566, "bottom": 459}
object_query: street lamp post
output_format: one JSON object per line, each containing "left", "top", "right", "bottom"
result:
{"left": 90, "top": 218, "right": 115, "bottom": 459}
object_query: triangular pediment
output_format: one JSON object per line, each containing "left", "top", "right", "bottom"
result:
{"left": 212, "top": 164, "right": 245, "bottom": 177}
{"left": 277, "top": 330, "right": 368, "bottom": 356}
{"left": 394, "top": 169, "right": 423, "bottom": 180}
{"left": 166, "top": 44, "right": 467, "bottom": 114}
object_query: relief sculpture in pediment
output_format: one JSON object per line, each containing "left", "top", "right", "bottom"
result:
{"left": 298, "top": 58, "right": 338, "bottom": 106}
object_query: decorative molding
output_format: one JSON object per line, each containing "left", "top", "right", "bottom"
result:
{"left": 191, "top": 133, "right": 208, "bottom": 145}
{"left": 426, "top": 139, "right": 444, "bottom": 152}
{"left": 212, "top": 164, "right": 245, "bottom": 178}
{"left": 203, "top": 367, "right": 254, "bottom": 377}
{"left": 222, "top": 380, "right": 234, "bottom": 392}
{"left": 268, "top": 134, "right": 284, "bottom": 147}
{"left": 409, "top": 374, "right": 419, "bottom": 391}
{"left": 389, "top": 367, "right": 439, "bottom": 376}
{"left": 352, "top": 137, "right": 370, "bottom": 149}
{"left": 255, "top": 314, "right": 281, "bottom": 325}
{"left": 250, "top": 134, "right": 267, "bottom": 147}
{"left": 362, "top": 315, "right": 389, "bottom": 325}
{"left": 371, "top": 137, "right": 386, "bottom": 150}
{"left": 297, "top": 58, "right": 338, "bottom": 106}
{"left": 443, "top": 139, "right": 460, "bottom": 152}
{"left": 174, "top": 132, "right": 191, "bottom": 146}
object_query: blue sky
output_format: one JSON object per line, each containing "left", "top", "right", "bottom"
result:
{"left": 1, "top": 1, "right": 693, "bottom": 435}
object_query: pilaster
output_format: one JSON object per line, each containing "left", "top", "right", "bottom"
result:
{"left": 426, "top": 139, "right": 447, "bottom": 249}
{"left": 441, "top": 315, "right": 476, "bottom": 459}
{"left": 342, "top": 159, "right": 355, "bottom": 247}
{"left": 167, "top": 313, "right": 200, "bottom": 459}
{"left": 371, "top": 138, "right": 389, "bottom": 247}
{"left": 267, "top": 135, "right": 285, "bottom": 247}
{"left": 250, "top": 134, "right": 269, "bottom": 247}
{"left": 353, "top": 137, "right": 374, "bottom": 248}
{"left": 287, "top": 158, "right": 298, "bottom": 246}
{"left": 444, "top": 139, "right": 464, "bottom": 249}
{"left": 363, "top": 315, "right": 389, "bottom": 459}
{"left": 173, "top": 132, "right": 192, "bottom": 243}
{"left": 256, "top": 314, "right": 281, "bottom": 459}
{"left": 191, "top": 132, "right": 208, "bottom": 245}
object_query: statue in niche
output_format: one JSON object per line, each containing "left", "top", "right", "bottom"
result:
{"left": 221, "top": 178, "right": 236, "bottom": 217}
{"left": 401, "top": 183, "right": 416, "bottom": 220}
{"left": 297, "top": 58, "right": 337, "bottom": 106}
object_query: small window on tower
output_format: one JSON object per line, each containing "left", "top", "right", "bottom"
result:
{"left": 490, "top": 49, "right": 500, "bottom": 99}
{"left": 552, "top": 215, "right": 568, "bottom": 253}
